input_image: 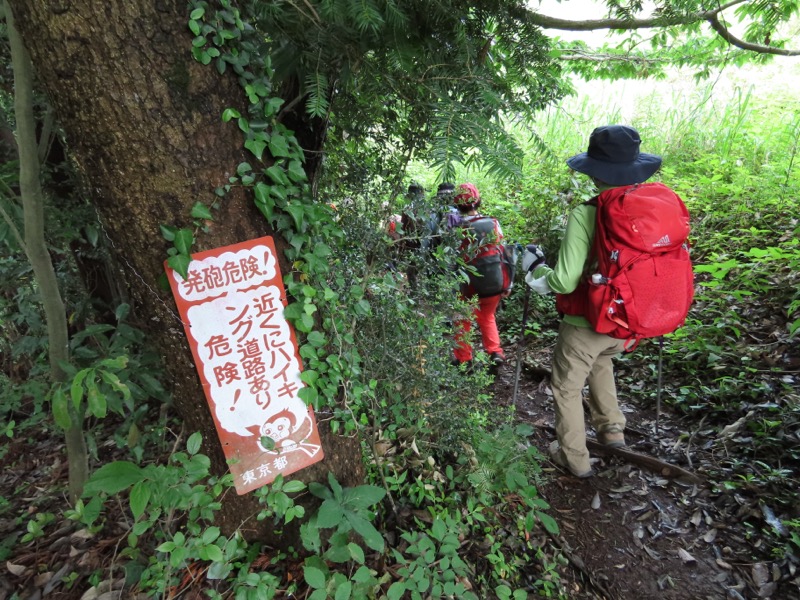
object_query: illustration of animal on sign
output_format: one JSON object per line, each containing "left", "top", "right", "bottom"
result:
{"left": 250, "top": 405, "right": 321, "bottom": 458}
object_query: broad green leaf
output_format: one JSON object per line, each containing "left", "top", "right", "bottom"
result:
{"left": 387, "top": 582, "right": 407, "bottom": 600}
{"left": 308, "top": 481, "right": 333, "bottom": 500}
{"left": 514, "top": 423, "right": 534, "bottom": 437}
{"left": 269, "top": 183, "right": 287, "bottom": 202}
{"left": 327, "top": 471, "right": 343, "bottom": 500}
{"left": 83, "top": 496, "right": 102, "bottom": 525}
{"left": 86, "top": 380, "right": 107, "bottom": 418}
{"left": 272, "top": 491, "right": 292, "bottom": 514}
{"left": 341, "top": 484, "right": 385, "bottom": 509}
{"left": 98, "top": 355, "right": 128, "bottom": 370}
{"left": 159, "top": 224, "right": 177, "bottom": 241}
{"left": 282, "top": 480, "right": 306, "bottom": 493}
{"left": 287, "top": 159, "right": 307, "bottom": 182}
{"left": 430, "top": 517, "right": 446, "bottom": 541}
{"left": 298, "top": 386, "right": 318, "bottom": 406}
{"left": 303, "top": 565, "right": 326, "bottom": 589}
{"left": 173, "top": 228, "right": 194, "bottom": 255}
{"left": 263, "top": 97, "right": 284, "bottom": 117}
{"left": 254, "top": 181, "right": 271, "bottom": 204}
{"left": 536, "top": 510, "right": 559, "bottom": 535}
{"left": 297, "top": 313, "right": 315, "bottom": 332}
{"left": 84, "top": 461, "right": 144, "bottom": 496}
{"left": 244, "top": 138, "right": 267, "bottom": 160}
{"left": 189, "top": 7, "right": 205, "bottom": 19}
{"left": 347, "top": 542, "right": 365, "bottom": 564}
{"left": 345, "top": 511, "right": 384, "bottom": 552}
{"left": 265, "top": 165, "right": 289, "bottom": 186}
{"left": 186, "top": 432, "right": 203, "bottom": 455}
{"left": 100, "top": 370, "right": 131, "bottom": 401}
{"left": 269, "top": 133, "right": 291, "bottom": 157}
{"left": 334, "top": 581, "right": 352, "bottom": 600}
{"left": 300, "top": 370, "right": 319, "bottom": 386}
{"left": 789, "top": 318, "right": 800, "bottom": 336}
{"left": 207, "top": 561, "right": 231, "bottom": 580}
{"left": 221, "top": 108, "right": 240, "bottom": 122}
{"left": 324, "top": 542, "right": 351, "bottom": 563}
{"left": 352, "top": 565, "right": 373, "bottom": 583}
{"left": 191, "top": 202, "right": 213, "bottom": 220}
{"left": 286, "top": 203, "right": 305, "bottom": 231}
{"left": 130, "top": 480, "right": 151, "bottom": 520}
{"left": 313, "top": 242, "right": 332, "bottom": 258}
{"left": 167, "top": 254, "right": 192, "bottom": 279}
{"left": 205, "top": 544, "right": 224, "bottom": 562}
{"left": 316, "top": 499, "right": 344, "bottom": 528}
{"left": 306, "top": 331, "right": 326, "bottom": 347}
{"left": 70, "top": 370, "right": 89, "bottom": 410}
{"left": 52, "top": 387, "right": 72, "bottom": 430}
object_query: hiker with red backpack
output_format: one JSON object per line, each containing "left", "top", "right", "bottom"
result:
{"left": 525, "top": 125, "right": 693, "bottom": 478}
{"left": 451, "top": 183, "right": 514, "bottom": 371}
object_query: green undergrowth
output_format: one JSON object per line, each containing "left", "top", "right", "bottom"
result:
{"left": 520, "top": 75, "right": 800, "bottom": 559}
{"left": 409, "top": 70, "right": 800, "bottom": 560}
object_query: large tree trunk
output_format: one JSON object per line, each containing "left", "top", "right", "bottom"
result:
{"left": 7, "top": 0, "right": 363, "bottom": 541}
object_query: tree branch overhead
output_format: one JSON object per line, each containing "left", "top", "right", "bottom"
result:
{"left": 528, "top": 1, "right": 800, "bottom": 57}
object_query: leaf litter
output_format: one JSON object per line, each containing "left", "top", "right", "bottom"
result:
{"left": 497, "top": 340, "right": 800, "bottom": 600}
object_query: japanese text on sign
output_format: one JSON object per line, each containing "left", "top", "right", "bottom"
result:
{"left": 166, "top": 237, "right": 323, "bottom": 494}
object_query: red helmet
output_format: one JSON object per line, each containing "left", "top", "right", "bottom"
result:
{"left": 453, "top": 183, "right": 481, "bottom": 209}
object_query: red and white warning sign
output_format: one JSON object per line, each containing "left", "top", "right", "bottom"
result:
{"left": 165, "top": 236, "right": 323, "bottom": 494}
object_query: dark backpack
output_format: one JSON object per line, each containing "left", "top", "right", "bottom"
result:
{"left": 460, "top": 216, "right": 517, "bottom": 297}
{"left": 556, "top": 182, "right": 694, "bottom": 350}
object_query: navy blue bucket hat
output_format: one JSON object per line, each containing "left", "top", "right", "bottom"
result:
{"left": 567, "top": 125, "right": 662, "bottom": 186}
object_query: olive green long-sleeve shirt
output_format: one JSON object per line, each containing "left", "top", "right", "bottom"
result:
{"left": 532, "top": 203, "right": 596, "bottom": 328}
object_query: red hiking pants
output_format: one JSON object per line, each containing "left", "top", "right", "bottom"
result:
{"left": 453, "top": 293, "right": 504, "bottom": 363}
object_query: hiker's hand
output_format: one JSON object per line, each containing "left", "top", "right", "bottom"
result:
{"left": 525, "top": 271, "right": 551, "bottom": 295}
{"left": 522, "top": 244, "right": 546, "bottom": 272}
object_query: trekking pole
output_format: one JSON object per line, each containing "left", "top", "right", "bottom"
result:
{"left": 512, "top": 282, "right": 531, "bottom": 407}
{"left": 655, "top": 336, "right": 664, "bottom": 435}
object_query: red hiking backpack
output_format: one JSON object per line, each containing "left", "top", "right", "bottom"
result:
{"left": 556, "top": 182, "right": 694, "bottom": 350}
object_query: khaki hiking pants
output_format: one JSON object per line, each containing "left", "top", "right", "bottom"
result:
{"left": 551, "top": 321, "right": 628, "bottom": 474}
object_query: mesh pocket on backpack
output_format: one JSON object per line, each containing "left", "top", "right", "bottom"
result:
{"left": 620, "top": 256, "right": 693, "bottom": 336}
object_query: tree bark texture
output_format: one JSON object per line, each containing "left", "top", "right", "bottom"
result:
{"left": 6, "top": 0, "right": 364, "bottom": 541}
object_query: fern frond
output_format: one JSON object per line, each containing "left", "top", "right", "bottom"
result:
{"left": 305, "top": 71, "right": 330, "bottom": 118}
{"left": 347, "top": 0, "right": 384, "bottom": 34}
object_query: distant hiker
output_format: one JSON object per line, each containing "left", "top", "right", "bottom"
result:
{"left": 393, "top": 182, "right": 460, "bottom": 284}
{"left": 436, "top": 182, "right": 463, "bottom": 230}
{"left": 451, "top": 183, "right": 510, "bottom": 371}
{"left": 386, "top": 211, "right": 402, "bottom": 241}
{"left": 385, "top": 182, "right": 428, "bottom": 286}
{"left": 525, "top": 125, "right": 692, "bottom": 478}
{"left": 398, "top": 181, "right": 427, "bottom": 252}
